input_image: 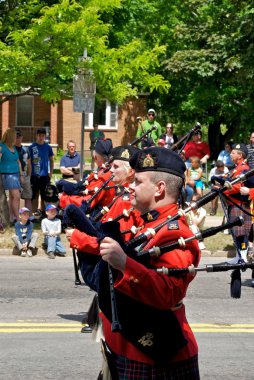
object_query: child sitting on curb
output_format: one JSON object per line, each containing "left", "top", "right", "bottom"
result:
{"left": 41, "top": 204, "right": 66, "bottom": 259}
{"left": 12, "top": 207, "right": 38, "bottom": 257}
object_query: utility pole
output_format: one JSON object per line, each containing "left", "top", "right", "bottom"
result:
{"left": 73, "top": 49, "right": 96, "bottom": 178}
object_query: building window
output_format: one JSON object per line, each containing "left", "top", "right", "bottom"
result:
{"left": 85, "top": 100, "right": 118, "bottom": 129}
{"left": 16, "top": 96, "right": 33, "bottom": 126}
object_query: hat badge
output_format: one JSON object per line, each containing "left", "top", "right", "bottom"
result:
{"left": 142, "top": 154, "right": 154, "bottom": 168}
{"left": 120, "top": 149, "right": 130, "bottom": 159}
{"left": 146, "top": 213, "right": 153, "bottom": 221}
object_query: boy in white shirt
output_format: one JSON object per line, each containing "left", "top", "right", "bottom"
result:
{"left": 41, "top": 204, "right": 66, "bottom": 259}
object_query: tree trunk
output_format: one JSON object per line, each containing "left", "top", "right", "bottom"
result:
{"left": 208, "top": 119, "right": 224, "bottom": 160}
{"left": 0, "top": 175, "right": 9, "bottom": 226}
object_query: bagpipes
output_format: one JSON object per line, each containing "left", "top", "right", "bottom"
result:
{"left": 136, "top": 216, "right": 244, "bottom": 258}
{"left": 98, "top": 168, "right": 254, "bottom": 331}
{"left": 92, "top": 187, "right": 129, "bottom": 222}
{"left": 124, "top": 167, "right": 254, "bottom": 251}
{"left": 70, "top": 125, "right": 160, "bottom": 283}
{"left": 107, "top": 207, "right": 135, "bottom": 223}
{"left": 152, "top": 215, "right": 254, "bottom": 297}
{"left": 85, "top": 174, "right": 115, "bottom": 207}
{"left": 76, "top": 124, "right": 159, "bottom": 212}
{"left": 140, "top": 216, "right": 254, "bottom": 293}
{"left": 171, "top": 122, "right": 202, "bottom": 154}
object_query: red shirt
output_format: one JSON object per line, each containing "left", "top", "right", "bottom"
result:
{"left": 184, "top": 141, "right": 210, "bottom": 160}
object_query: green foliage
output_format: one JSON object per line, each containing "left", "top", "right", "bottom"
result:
{"left": 55, "top": 147, "right": 64, "bottom": 159}
{"left": 1, "top": 0, "right": 254, "bottom": 155}
{"left": 0, "top": 0, "right": 169, "bottom": 104}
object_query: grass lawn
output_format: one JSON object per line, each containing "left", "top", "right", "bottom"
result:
{"left": 204, "top": 232, "right": 234, "bottom": 252}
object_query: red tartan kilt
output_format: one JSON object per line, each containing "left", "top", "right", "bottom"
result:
{"left": 229, "top": 204, "right": 252, "bottom": 237}
{"left": 112, "top": 353, "right": 200, "bottom": 380}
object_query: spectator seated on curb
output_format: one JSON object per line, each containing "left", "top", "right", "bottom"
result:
{"left": 12, "top": 208, "right": 39, "bottom": 257}
{"left": 41, "top": 204, "right": 66, "bottom": 259}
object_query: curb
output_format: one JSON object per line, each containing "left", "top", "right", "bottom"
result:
{"left": 0, "top": 248, "right": 73, "bottom": 257}
{"left": 0, "top": 248, "right": 234, "bottom": 258}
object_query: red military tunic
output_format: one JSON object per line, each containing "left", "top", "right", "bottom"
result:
{"left": 101, "top": 203, "right": 200, "bottom": 365}
{"left": 70, "top": 192, "right": 143, "bottom": 252}
{"left": 59, "top": 169, "right": 115, "bottom": 209}
{"left": 223, "top": 159, "right": 250, "bottom": 206}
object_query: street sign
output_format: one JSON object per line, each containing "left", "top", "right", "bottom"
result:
{"left": 73, "top": 93, "right": 95, "bottom": 113}
{"left": 73, "top": 74, "right": 96, "bottom": 113}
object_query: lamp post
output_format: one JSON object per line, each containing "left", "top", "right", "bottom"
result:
{"left": 73, "top": 50, "right": 96, "bottom": 178}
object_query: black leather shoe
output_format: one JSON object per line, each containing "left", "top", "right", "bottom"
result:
{"left": 81, "top": 324, "right": 92, "bottom": 333}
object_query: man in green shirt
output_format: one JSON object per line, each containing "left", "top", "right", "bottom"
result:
{"left": 136, "top": 108, "right": 162, "bottom": 146}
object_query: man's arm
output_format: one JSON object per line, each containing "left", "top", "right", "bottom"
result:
{"left": 60, "top": 165, "right": 74, "bottom": 176}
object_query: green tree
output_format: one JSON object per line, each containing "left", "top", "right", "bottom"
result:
{"left": 159, "top": 0, "right": 254, "bottom": 156}
{"left": 0, "top": 0, "right": 169, "bottom": 104}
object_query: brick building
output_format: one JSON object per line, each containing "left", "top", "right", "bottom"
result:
{"left": 0, "top": 95, "right": 147, "bottom": 157}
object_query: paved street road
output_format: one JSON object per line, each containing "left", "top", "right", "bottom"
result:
{"left": 0, "top": 256, "right": 254, "bottom": 379}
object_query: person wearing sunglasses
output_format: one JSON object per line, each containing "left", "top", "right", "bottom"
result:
{"left": 135, "top": 108, "right": 162, "bottom": 147}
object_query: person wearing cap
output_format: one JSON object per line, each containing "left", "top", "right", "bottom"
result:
{"left": 83, "top": 147, "right": 201, "bottom": 379}
{"left": 66, "top": 145, "right": 143, "bottom": 257}
{"left": 59, "top": 138, "right": 114, "bottom": 210}
{"left": 59, "top": 140, "right": 81, "bottom": 179}
{"left": 89, "top": 124, "right": 105, "bottom": 171}
{"left": 135, "top": 108, "right": 162, "bottom": 146}
{"left": 29, "top": 128, "right": 54, "bottom": 215}
{"left": 41, "top": 204, "right": 66, "bottom": 259}
{"left": 15, "top": 130, "right": 33, "bottom": 212}
{"left": 12, "top": 208, "right": 38, "bottom": 257}
{"left": 182, "top": 129, "right": 210, "bottom": 168}
{"left": 0, "top": 128, "right": 24, "bottom": 224}
{"left": 223, "top": 143, "right": 252, "bottom": 262}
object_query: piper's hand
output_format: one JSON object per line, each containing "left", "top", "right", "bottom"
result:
{"left": 100, "top": 237, "right": 127, "bottom": 271}
{"left": 65, "top": 228, "right": 75, "bottom": 241}
{"left": 240, "top": 186, "right": 250, "bottom": 195}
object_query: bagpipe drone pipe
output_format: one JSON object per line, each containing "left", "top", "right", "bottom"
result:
{"left": 123, "top": 167, "right": 254, "bottom": 251}
{"left": 78, "top": 124, "right": 160, "bottom": 214}
{"left": 95, "top": 215, "right": 253, "bottom": 339}
{"left": 92, "top": 167, "right": 254, "bottom": 333}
